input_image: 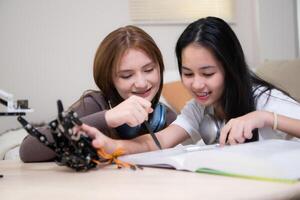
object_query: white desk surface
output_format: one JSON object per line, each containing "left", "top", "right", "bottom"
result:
{"left": 1, "top": 160, "right": 300, "bottom": 200}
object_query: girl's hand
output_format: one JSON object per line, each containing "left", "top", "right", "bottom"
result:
{"left": 219, "top": 111, "right": 273, "bottom": 145}
{"left": 75, "top": 124, "right": 117, "bottom": 154}
{"left": 105, "top": 95, "right": 153, "bottom": 128}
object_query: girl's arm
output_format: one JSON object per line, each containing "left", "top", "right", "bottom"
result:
{"left": 73, "top": 93, "right": 153, "bottom": 133}
{"left": 20, "top": 127, "right": 56, "bottom": 162}
{"left": 219, "top": 111, "right": 300, "bottom": 145}
{"left": 78, "top": 124, "right": 189, "bottom": 155}
{"left": 276, "top": 113, "right": 300, "bottom": 138}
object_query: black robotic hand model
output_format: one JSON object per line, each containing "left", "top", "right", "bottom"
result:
{"left": 17, "top": 100, "right": 107, "bottom": 171}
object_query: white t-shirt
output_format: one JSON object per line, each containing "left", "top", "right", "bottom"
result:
{"left": 172, "top": 87, "right": 300, "bottom": 143}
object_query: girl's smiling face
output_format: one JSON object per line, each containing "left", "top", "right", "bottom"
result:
{"left": 181, "top": 43, "right": 225, "bottom": 108}
{"left": 113, "top": 48, "right": 160, "bottom": 102}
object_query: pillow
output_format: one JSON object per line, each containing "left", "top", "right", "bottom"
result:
{"left": 162, "top": 81, "right": 192, "bottom": 113}
{"left": 256, "top": 59, "right": 300, "bottom": 102}
{"left": 0, "top": 128, "right": 28, "bottom": 160}
{"left": 4, "top": 146, "right": 21, "bottom": 160}
{"left": 0, "top": 122, "right": 45, "bottom": 160}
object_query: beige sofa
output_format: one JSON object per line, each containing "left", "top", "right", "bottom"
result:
{"left": 255, "top": 59, "right": 300, "bottom": 102}
{"left": 162, "top": 59, "right": 300, "bottom": 113}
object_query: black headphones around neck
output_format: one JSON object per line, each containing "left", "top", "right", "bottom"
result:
{"left": 115, "top": 102, "right": 166, "bottom": 139}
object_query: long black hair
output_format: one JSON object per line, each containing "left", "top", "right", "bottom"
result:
{"left": 175, "top": 17, "right": 284, "bottom": 142}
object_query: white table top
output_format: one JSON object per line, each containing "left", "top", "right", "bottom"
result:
{"left": 1, "top": 160, "right": 300, "bottom": 200}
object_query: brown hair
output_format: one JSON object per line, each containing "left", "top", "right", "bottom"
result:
{"left": 93, "top": 25, "right": 164, "bottom": 107}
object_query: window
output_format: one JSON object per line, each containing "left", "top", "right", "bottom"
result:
{"left": 129, "top": 0, "right": 235, "bottom": 24}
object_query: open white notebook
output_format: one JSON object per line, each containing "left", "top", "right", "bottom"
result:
{"left": 119, "top": 139, "right": 300, "bottom": 183}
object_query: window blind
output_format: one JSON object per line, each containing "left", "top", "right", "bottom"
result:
{"left": 129, "top": 0, "right": 235, "bottom": 24}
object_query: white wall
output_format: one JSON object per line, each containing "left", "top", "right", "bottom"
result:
{"left": 257, "top": 0, "right": 298, "bottom": 61}
{"left": 0, "top": 0, "right": 297, "bottom": 132}
{"left": 0, "top": 0, "right": 131, "bottom": 131}
{"left": 298, "top": 0, "right": 300, "bottom": 53}
{"left": 232, "top": 0, "right": 261, "bottom": 68}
